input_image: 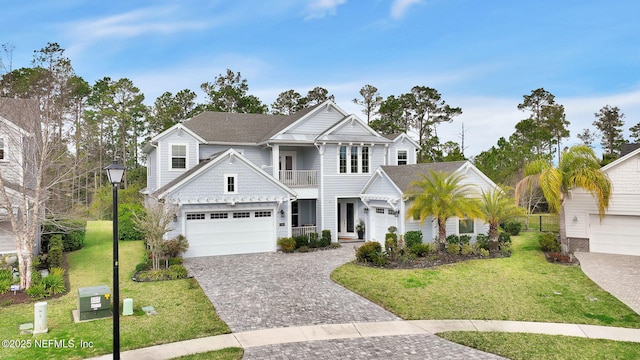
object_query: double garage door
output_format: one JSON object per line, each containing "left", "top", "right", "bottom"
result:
{"left": 589, "top": 214, "right": 640, "bottom": 256}
{"left": 184, "top": 209, "right": 276, "bottom": 257}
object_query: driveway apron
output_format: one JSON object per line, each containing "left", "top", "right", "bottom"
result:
{"left": 574, "top": 252, "right": 640, "bottom": 315}
{"left": 185, "top": 245, "right": 400, "bottom": 333}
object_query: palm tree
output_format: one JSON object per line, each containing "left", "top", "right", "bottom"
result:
{"left": 406, "top": 170, "right": 481, "bottom": 247}
{"left": 477, "top": 187, "right": 524, "bottom": 250}
{"left": 515, "top": 145, "right": 611, "bottom": 254}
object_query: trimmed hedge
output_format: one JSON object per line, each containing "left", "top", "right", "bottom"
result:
{"left": 118, "top": 203, "right": 146, "bottom": 241}
{"left": 404, "top": 231, "right": 423, "bottom": 248}
{"left": 41, "top": 218, "right": 87, "bottom": 252}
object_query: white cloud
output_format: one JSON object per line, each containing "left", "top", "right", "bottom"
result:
{"left": 390, "top": 0, "right": 422, "bottom": 20}
{"left": 305, "top": 0, "right": 347, "bottom": 19}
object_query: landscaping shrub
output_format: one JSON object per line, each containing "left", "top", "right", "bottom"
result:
{"left": 163, "top": 235, "right": 189, "bottom": 258}
{"left": 356, "top": 241, "right": 382, "bottom": 263}
{"left": 478, "top": 248, "right": 490, "bottom": 257}
{"left": 446, "top": 234, "right": 460, "bottom": 245}
{"left": 298, "top": 246, "right": 309, "bottom": 253}
{"left": 42, "top": 273, "right": 65, "bottom": 295}
{"left": 427, "top": 242, "right": 438, "bottom": 254}
{"left": 41, "top": 218, "right": 87, "bottom": 252}
{"left": 328, "top": 242, "right": 341, "bottom": 249}
{"left": 309, "top": 233, "right": 320, "bottom": 248}
{"left": 405, "top": 231, "right": 423, "bottom": 248}
{"left": 385, "top": 233, "right": 398, "bottom": 250}
{"left": 167, "top": 264, "right": 188, "bottom": 279}
{"left": 0, "top": 269, "right": 12, "bottom": 294}
{"left": 461, "top": 244, "right": 474, "bottom": 256}
{"left": 498, "top": 232, "right": 511, "bottom": 244}
{"left": 48, "top": 234, "right": 64, "bottom": 269}
{"left": 168, "top": 257, "right": 184, "bottom": 266}
{"left": 503, "top": 221, "right": 522, "bottom": 236}
{"left": 294, "top": 234, "right": 309, "bottom": 249}
{"left": 371, "top": 251, "right": 389, "bottom": 266}
{"left": 277, "top": 237, "right": 296, "bottom": 253}
{"left": 500, "top": 242, "right": 512, "bottom": 256}
{"left": 539, "top": 232, "right": 560, "bottom": 252}
{"left": 387, "top": 226, "right": 397, "bottom": 234}
{"left": 135, "top": 262, "right": 151, "bottom": 273}
{"left": 26, "top": 283, "right": 47, "bottom": 300}
{"left": 475, "top": 234, "right": 490, "bottom": 250}
{"left": 321, "top": 230, "right": 332, "bottom": 247}
{"left": 410, "top": 243, "right": 430, "bottom": 257}
{"left": 446, "top": 243, "right": 460, "bottom": 255}
{"left": 118, "top": 203, "right": 146, "bottom": 241}
{"left": 459, "top": 235, "right": 471, "bottom": 245}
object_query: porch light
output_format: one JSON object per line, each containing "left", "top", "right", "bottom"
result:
{"left": 280, "top": 209, "right": 285, "bottom": 217}
{"left": 364, "top": 208, "right": 369, "bottom": 213}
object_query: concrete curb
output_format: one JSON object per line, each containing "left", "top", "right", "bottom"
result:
{"left": 87, "top": 320, "right": 640, "bottom": 360}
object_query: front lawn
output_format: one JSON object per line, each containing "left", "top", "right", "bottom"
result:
{"left": 0, "top": 221, "right": 229, "bottom": 360}
{"left": 331, "top": 231, "right": 640, "bottom": 328}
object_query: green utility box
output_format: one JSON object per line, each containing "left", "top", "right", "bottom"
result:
{"left": 78, "top": 285, "right": 111, "bottom": 321}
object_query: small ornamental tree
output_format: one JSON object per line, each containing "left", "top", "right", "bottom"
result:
{"left": 133, "top": 203, "right": 175, "bottom": 270}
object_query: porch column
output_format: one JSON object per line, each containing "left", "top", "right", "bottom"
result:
{"left": 272, "top": 144, "right": 280, "bottom": 179}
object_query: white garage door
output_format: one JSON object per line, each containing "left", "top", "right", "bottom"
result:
{"left": 589, "top": 214, "right": 640, "bottom": 256}
{"left": 371, "top": 208, "right": 397, "bottom": 244}
{"left": 184, "top": 209, "right": 276, "bottom": 257}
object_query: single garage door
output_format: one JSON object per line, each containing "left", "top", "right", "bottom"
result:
{"left": 184, "top": 209, "right": 276, "bottom": 257}
{"left": 371, "top": 207, "right": 397, "bottom": 244}
{"left": 589, "top": 214, "right": 640, "bottom": 256}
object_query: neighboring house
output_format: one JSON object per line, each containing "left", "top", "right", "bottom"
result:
{"left": 143, "top": 101, "right": 494, "bottom": 257}
{"left": 0, "top": 98, "right": 40, "bottom": 255}
{"left": 564, "top": 147, "right": 640, "bottom": 256}
{"left": 360, "top": 161, "right": 498, "bottom": 243}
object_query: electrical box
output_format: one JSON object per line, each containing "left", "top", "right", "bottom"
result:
{"left": 77, "top": 285, "right": 111, "bottom": 321}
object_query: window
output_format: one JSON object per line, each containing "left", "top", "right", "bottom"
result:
{"left": 338, "top": 145, "right": 370, "bottom": 174}
{"left": 211, "top": 212, "right": 228, "bottom": 219}
{"left": 361, "top": 146, "right": 369, "bottom": 173}
{"left": 233, "top": 212, "right": 250, "bottom": 218}
{"left": 459, "top": 219, "right": 474, "bottom": 234}
{"left": 171, "top": 144, "right": 187, "bottom": 169}
{"left": 291, "top": 201, "right": 299, "bottom": 227}
{"left": 387, "top": 209, "right": 396, "bottom": 215}
{"left": 339, "top": 146, "right": 347, "bottom": 173}
{"left": 186, "top": 213, "right": 205, "bottom": 220}
{"left": 255, "top": 211, "right": 272, "bottom": 218}
{"left": 224, "top": 174, "right": 237, "bottom": 194}
{"left": 375, "top": 208, "right": 385, "bottom": 214}
{"left": 351, "top": 146, "right": 359, "bottom": 173}
{"left": 397, "top": 150, "right": 408, "bottom": 165}
{"left": 0, "top": 138, "right": 5, "bottom": 160}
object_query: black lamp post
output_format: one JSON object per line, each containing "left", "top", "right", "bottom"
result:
{"left": 105, "top": 160, "right": 125, "bottom": 360}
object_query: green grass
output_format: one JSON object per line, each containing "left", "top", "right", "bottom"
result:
{"left": 525, "top": 214, "right": 560, "bottom": 232}
{"left": 0, "top": 221, "right": 229, "bottom": 360}
{"left": 438, "top": 332, "right": 640, "bottom": 360}
{"left": 170, "top": 348, "right": 243, "bottom": 360}
{"left": 331, "top": 231, "right": 640, "bottom": 328}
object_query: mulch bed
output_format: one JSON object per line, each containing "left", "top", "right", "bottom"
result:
{"left": 356, "top": 251, "right": 510, "bottom": 269}
{"left": 0, "top": 254, "right": 70, "bottom": 307}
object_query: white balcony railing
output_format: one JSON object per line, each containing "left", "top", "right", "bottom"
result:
{"left": 292, "top": 225, "right": 317, "bottom": 237}
{"left": 279, "top": 170, "right": 317, "bottom": 188}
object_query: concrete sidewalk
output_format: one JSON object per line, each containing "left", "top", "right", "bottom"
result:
{"left": 87, "top": 320, "right": 640, "bottom": 360}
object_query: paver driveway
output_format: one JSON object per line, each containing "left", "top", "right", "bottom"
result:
{"left": 185, "top": 244, "right": 400, "bottom": 332}
{"left": 575, "top": 252, "right": 640, "bottom": 315}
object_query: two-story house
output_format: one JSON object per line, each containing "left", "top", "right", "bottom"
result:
{"left": 143, "top": 100, "right": 495, "bottom": 257}
{"left": 0, "top": 98, "right": 40, "bottom": 255}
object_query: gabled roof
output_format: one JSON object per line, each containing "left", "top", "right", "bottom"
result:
{"left": 601, "top": 146, "right": 640, "bottom": 173}
{"left": 380, "top": 161, "right": 468, "bottom": 193}
{"left": 315, "top": 114, "right": 391, "bottom": 144}
{"left": 151, "top": 148, "right": 296, "bottom": 199}
{"left": 382, "top": 132, "right": 420, "bottom": 148}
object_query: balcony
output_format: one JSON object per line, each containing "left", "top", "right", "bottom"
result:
{"left": 279, "top": 170, "right": 317, "bottom": 188}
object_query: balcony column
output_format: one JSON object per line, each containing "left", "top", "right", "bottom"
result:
{"left": 272, "top": 144, "right": 280, "bottom": 179}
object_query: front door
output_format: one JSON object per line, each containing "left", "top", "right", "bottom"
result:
{"left": 338, "top": 201, "right": 356, "bottom": 237}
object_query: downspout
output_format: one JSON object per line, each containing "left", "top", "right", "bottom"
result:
{"left": 314, "top": 142, "right": 325, "bottom": 233}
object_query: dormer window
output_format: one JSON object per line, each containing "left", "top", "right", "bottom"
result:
{"left": 397, "top": 150, "right": 408, "bottom": 165}
{"left": 170, "top": 144, "right": 187, "bottom": 170}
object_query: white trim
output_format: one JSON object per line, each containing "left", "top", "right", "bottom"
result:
{"left": 169, "top": 143, "right": 189, "bottom": 171}
{"left": 396, "top": 149, "right": 408, "bottom": 165}
{"left": 268, "top": 100, "right": 348, "bottom": 139}
{"left": 224, "top": 173, "right": 238, "bottom": 194}
{"left": 149, "top": 123, "right": 205, "bottom": 144}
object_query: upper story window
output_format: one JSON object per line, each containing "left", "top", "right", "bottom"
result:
{"left": 397, "top": 150, "right": 408, "bottom": 165}
{"left": 0, "top": 138, "right": 6, "bottom": 161}
{"left": 170, "top": 144, "right": 187, "bottom": 170}
{"left": 224, "top": 174, "right": 237, "bottom": 194}
{"left": 339, "top": 145, "right": 370, "bottom": 174}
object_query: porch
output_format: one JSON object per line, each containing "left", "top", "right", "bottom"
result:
{"left": 290, "top": 199, "right": 317, "bottom": 237}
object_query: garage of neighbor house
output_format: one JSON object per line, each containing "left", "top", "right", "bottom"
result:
{"left": 588, "top": 214, "right": 640, "bottom": 256}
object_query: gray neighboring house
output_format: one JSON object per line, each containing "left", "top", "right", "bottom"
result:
{"left": 0, "top": 98, "right": 40, "bottom": 255}
{"left": 143, "top": 100, "right": 496, "bottom": 257}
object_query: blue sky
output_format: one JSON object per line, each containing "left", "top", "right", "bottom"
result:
{"left": 2, "top": 0, "right": 639, "bottom": 157}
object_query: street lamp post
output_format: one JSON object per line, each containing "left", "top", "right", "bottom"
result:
{"left": 105, "top": 161, "right": 125, "bottom": 360}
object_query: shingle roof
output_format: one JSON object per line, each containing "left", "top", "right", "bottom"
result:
{"left": 381, "top": 133, "right": 402, "bottom": 141}
{"left": 380, "top": 161, "right": 467, "bottom": 193}
{"left": 181, "top": 103, "right": 324, "bottom": 144}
